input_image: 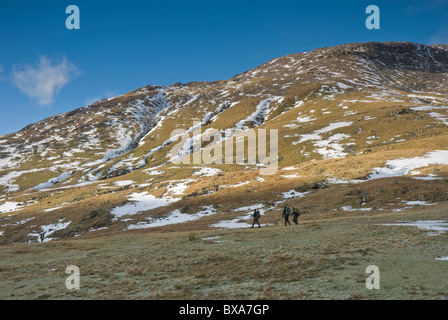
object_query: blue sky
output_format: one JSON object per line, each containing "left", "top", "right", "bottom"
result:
{"left": 0, "top": 0, "right": 447, "bottom": 135}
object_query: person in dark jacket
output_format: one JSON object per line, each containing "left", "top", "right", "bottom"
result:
{"left": 282, "top": 206, "right": 291, "bottom": 226}
{"left": 292, "top": 207, "right": 300, "bottom": 225}
{"left": 251, "top": 209, "right": 261, "bottom": 228}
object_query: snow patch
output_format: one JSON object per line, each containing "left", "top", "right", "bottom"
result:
{"left": 223, "top": 181, "right": 250, "bottom": 188}
{"left": 369, "top": 150, "right": 448, "bottom": 180}
{"left": 0, "top": 201, "right": 23, "bottom": 213}
{"left": 435, "top": 256, "right": 448, "bottom": 261}
{"left": 281, "top": 173, "right": 301, "bottom": 179}
{"left": 281, "top": 190, "right": 309, "bottom": 199}
{"left": 32, "top": 171, "right": 73, "bottom": 189}
{"left": 382, "top": 220, "right": 448, "bottom": 236}
{"left": 193, "top": 167, "right": 222, "bottom": 177}
{"left": 110, "top": 192, "right": 175, "bottom": 220}
{"left": 28, "top": 219, "right": 71, "bottom": 242}
{"left": 127, "top": 206, "right": 216, "bottom": 230}
{"left": 146, "top": 170, "right": 164, "bottom": 176}
{"left": 113, "top": 180, "right": 135, "bottom": 187}
{"left": 339, "top": 206, "right": 372, "bottom": 212}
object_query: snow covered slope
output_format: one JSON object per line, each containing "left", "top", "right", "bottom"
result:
{"left": 1, "top": 41, "right": 448, "bottom": 243}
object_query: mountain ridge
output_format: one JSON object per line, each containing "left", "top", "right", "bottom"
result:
{"left": 5, "top": 41, "right": 448, "bottom": 137}
{"left": 1, "top": 41, "right": 448, "bottom": 244}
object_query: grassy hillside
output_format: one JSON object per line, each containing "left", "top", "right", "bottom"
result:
{"left": 1, "top": 205, "right": 447, "bottom": 300}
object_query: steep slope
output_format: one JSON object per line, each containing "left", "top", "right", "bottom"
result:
{"left": 1, "top": 41, "right": 448, "bottom": 244}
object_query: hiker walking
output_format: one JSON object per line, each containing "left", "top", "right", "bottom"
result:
{"left": 282, "top": 206, "right": 291, "bottom": 226}
{"left": 39, "top": 231, "right": 46, "bottom": 243}
{"left": 251, "top": 209, "right": 261, "bottom": 228}
{"left": 292, "top": 207, "right": 300, "bottom": 225}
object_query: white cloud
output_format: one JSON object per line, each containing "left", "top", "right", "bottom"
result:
{"left": 12, "top": 56, "right": 78, "bottom": 106}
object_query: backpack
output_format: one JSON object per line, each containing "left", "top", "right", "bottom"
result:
{"left": 285, "top": 207, "right": 291, "bottom": 216}
{"left": 254, "top": 210, "right": 260, "bottom": 219}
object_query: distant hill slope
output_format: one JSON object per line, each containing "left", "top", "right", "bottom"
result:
{"left": 1, "top": 41, "right": 447, "bottom": 243}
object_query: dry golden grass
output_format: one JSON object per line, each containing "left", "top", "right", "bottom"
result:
{"left": 1, "top": 204, "right": 447, "bottom": 300}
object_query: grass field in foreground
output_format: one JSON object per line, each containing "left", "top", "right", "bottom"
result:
{"left": 0, "top": 205, "right": 447, "bottom": 300}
